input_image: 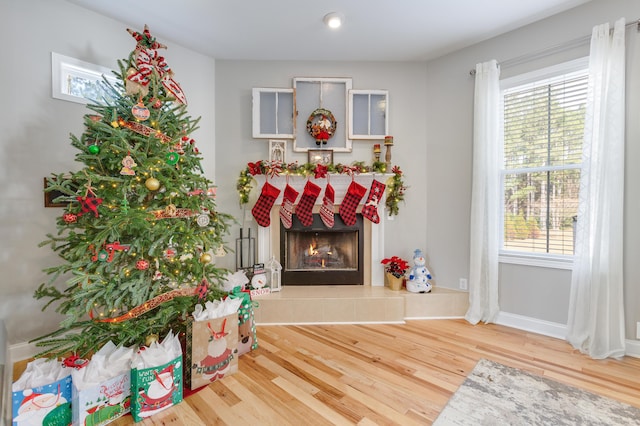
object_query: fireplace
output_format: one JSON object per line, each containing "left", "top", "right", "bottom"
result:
{"left": 254, "top": 174, "right": 390, "bottom": 287}
{"left": 280, "top": 214, "right": 364, "bottom": 285}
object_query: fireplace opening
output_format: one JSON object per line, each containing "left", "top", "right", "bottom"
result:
{"left": 280, "top": 214, "right": 364, "bottom": 285}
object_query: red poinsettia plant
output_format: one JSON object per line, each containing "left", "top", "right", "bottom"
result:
{"left": 381, "top": 256, "right": 409, "bottom": 278}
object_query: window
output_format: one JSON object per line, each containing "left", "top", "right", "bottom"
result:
{"left": 500, "top": 58, "right": 588, "bottom": 265}
{"left": 52, "top": 52, "right": 117, "bottom": 104}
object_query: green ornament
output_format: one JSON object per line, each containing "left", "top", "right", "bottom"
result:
{"left": 166, "top": 152, "right": 180, "bottom": 166}
{"left": 88, "top": 145, "right": 100, "bottom": 155}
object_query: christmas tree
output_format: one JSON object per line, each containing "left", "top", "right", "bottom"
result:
{"left": 35, "top": 25, "right": 233, "bottom": 358}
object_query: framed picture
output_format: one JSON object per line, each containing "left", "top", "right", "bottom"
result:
{"left": 269, "top": 139, "right": 287, "bottom": 163}
{"left": 44, "top": 177, "right": 66, "bottom": 207}
{"left": 308, "top": 149, "right": 333, "bottom": 166}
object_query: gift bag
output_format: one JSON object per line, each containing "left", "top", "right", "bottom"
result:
{"left": 228, "top": 287, "right": 259, "bottom": 355}
{"left": 185, "top": 300, "right": 240, "bottom": 390}
{"left": 71, "top": 342, "right": 134, "bottom": 426}
{"left": 130, "top": 332, "right": 183, "bottom": 422}
{"left": 12, "top": 358, "right": 72, "bottom": 426}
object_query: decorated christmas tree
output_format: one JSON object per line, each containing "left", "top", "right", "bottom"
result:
{"left": 35, "top": 25, "right": 233, "bottom": 358}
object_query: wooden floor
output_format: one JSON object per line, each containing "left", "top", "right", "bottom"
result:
{"left": 105, "top": 320, "right": 639, "bottom": 424}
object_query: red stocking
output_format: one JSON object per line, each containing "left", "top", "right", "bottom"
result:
{"left": 361, "top": 179, "right": 386, "bottom": 224}
{"left": 320, "top": 183, "right": 335, "bottom": 228}
{"left": 339, "top": 180, "right": 367, "bottom": 226}
{"left": 296, "top": 180, "right": 321, "bottom": 227}
{"left": 251, "top": 181, "right": 281, "bottom": 227}
{"left": 279, "top": 184, "right": 299, "bottom": 229}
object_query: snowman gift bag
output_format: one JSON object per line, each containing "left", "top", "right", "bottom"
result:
{"left": 12, "top": 358, "right": 72, "bottom": 426}
{"left": 185, "top": 298, "right": 241, "bottom": 390}
{"left": 130, "top": 331, "right": 183, "bottom": 422}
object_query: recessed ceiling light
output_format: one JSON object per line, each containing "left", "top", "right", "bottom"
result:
{"left": 323, "top": 12, "right": 343, "bottom": 29}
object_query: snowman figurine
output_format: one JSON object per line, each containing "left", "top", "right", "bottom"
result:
{"left": 406, "top": 249, "right": 433, "bottom": 293}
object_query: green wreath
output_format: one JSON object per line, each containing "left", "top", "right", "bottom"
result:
{"left": 306, "top": 108, "right": 337, "bottom": 145}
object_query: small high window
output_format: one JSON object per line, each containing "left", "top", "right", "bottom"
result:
{"left": 51, "top": 52, "right": 117, "bottom": 104}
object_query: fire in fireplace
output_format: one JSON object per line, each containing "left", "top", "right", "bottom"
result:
{"left": 280, "top": 214, "right": 364, "bottom": 285}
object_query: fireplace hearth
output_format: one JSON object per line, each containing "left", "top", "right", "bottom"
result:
{"left": 280, "top": 214, "right": 364, "bottom": 285}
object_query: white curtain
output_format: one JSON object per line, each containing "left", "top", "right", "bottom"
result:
{"left": 567, "top": 18, "right": 626, "bottom": 359}
{"left": 465, "top": 60, "right": 501, "bottom": 325}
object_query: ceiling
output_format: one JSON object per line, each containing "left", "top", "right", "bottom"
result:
{"left": 68, "top": 0, "right": 592, "bottom": 62}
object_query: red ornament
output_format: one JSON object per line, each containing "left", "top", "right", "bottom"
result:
{"left": 136, "top": 259, "right": 150, "bottom": 270}
{"left": 62, "top": 212, "right": 78, "bottom": 224}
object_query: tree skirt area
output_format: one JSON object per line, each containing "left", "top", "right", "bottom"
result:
{"left": 433, "top": 359, "right": 640, "bottom": 425}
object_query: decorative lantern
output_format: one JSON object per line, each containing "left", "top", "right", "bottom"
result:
{"left": 266, "top": 256, "right": 282, "bottom": 292}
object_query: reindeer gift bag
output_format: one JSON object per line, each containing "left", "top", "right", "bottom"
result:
{"left": 185, "top": 299, "right": 241, "bottom": 390}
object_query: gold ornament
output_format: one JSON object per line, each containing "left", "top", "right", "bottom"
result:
{"left": 145, "top": 177, "right": 160, "bottom": 191}
{"left": 145, "top": 334, "right": 159, "bottom": 346}
{"left": 200, "top": 253, "right": 212, "bottom": 264}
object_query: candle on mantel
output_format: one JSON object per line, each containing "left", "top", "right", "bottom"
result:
{"left": 384, "top": 136, "right": 393, "bottom": 165}
{"left": 373, "top": 143, "right": 381, "bottom": 162}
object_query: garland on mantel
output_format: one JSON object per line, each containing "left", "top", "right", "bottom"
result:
{"left": 236, "top": 160, "right": 407, "bottom": 216}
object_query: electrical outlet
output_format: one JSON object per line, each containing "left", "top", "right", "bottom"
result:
{"left": 459, "top": 278, "right": 468, "bottom": 290}
{"left": 637, "top": 322, "right": 640, "bottom": 339}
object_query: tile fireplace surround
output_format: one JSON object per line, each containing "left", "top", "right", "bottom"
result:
{"left": 250, "top": 174, "right": 469, "bottom": 324}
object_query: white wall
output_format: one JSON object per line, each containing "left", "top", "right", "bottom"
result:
{"left": 425, "top": 0, "right": 640, "bottom": 337}
{"left": 0, "top": 0, "right": 216, "bottom": 345}
{"left": 213, "top": 61, "right": 429, "bottom": 273}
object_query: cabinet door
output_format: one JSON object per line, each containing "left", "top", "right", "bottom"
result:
{"left": 349, "top": 90, "right": 388, "bottom": 139}
{"left": 252, "top": 88, "right": 295, "bottom": 138}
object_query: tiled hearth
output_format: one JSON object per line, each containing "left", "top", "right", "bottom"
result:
{"left": 252, "top": 285, "right": 469, "bottom": 324}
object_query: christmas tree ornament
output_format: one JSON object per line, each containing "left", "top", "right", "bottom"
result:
{"left": 361, "top": 179, "right": 386, "bottom": 224}
{"left": 120, "top": 154, "right": 137, "bottom": 176}
{"left": 320, "top": 181, "right": 335, "bottom": 228}
{"left": 196, "top": 212, "right": 210, "bottom": 227}
{"left": 251, "top": 180, "right": 281, "bottom": 227}
{"left": 296, "top": 180, "right": 322, "bottom": 227}
{"left": 150, "top": 97, "right": 163, "bottom": 109}
{"left": 145, "top": 334, "right": 159, "bottom": 346}
{"left": 88, "top": 144, "right": 100, "bottom": 155}
{"left": 145, "top": 177, "right": 160, "bottom": 191}
{"left": 97, "top": 249, "right": 109, "bottom": 262}
{"left": 131, "top": 100, "right": 150, "bottom": 121}
{"left": 279, "top": 183, "right": 299, "bottom": 229}
{"left": 62, "top": 212, "right": 78, "bottom": 224}
{"left": 76, "top": 194, "right": 103, "bottom": 218}
{"left": 136, "top": 259, "right": 150, "bottom": 270}
{"left": 339, "top": 180, "right": 367, "bottom": 226}
{"left": 199, "top": 253, "right": 212, "bottom": 264}
{"left": 166, "top": 152, "right": 180, "bottom": 166}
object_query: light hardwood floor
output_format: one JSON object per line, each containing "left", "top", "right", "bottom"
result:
{"left": 104, "top": 319, "right": 640, "bottom": 425}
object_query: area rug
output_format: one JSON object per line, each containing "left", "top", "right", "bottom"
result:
{"left": 433, "top": 358, "right": 640, "bottom": 425}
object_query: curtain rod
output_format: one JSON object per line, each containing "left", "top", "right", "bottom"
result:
{"left": 469, "top": 19, "right": 640, "bottom": 76}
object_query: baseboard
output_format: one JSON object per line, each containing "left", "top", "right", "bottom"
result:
{"left": 495, "top": 311, "right": 567, "bottom": 340}
{"left": 8, "top": 341, "right": 38, "bottom": 364}
{"left": 625, "top": 339, "right": 640, "bottom": 358}
{"left": 496, "top": 311, "right": 640, "bottom": 358}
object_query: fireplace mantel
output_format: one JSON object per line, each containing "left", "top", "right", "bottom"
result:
{"left": 254, "top": 174, "right": 392, "bottom": 286}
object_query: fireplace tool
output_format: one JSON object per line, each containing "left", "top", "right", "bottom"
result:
{"left": 235, "top": 227, "right": 256, "bottom": 273}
